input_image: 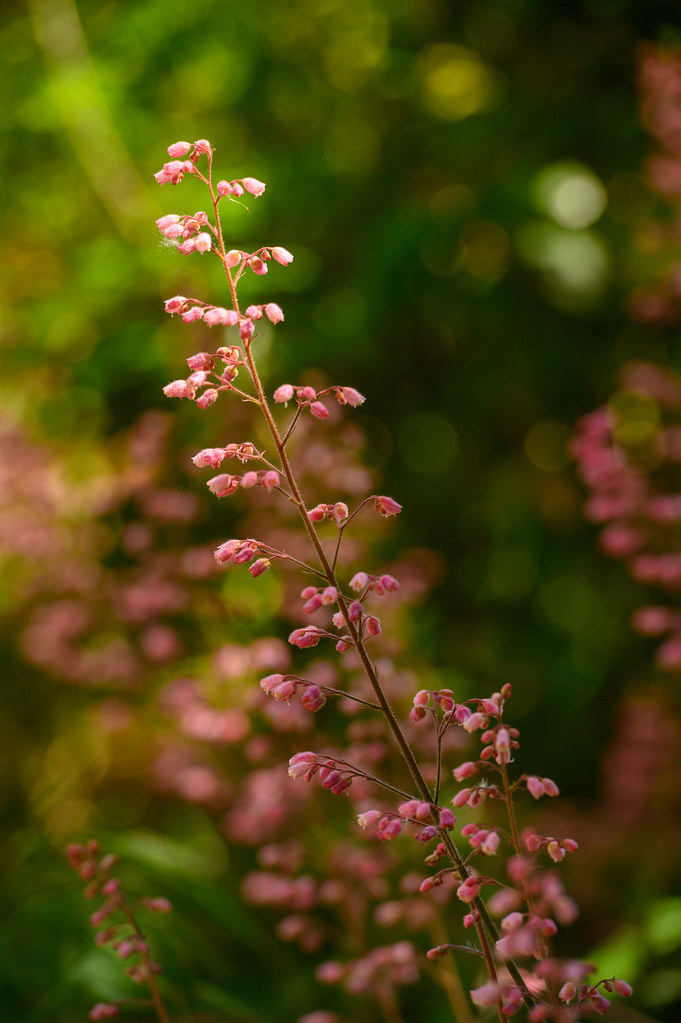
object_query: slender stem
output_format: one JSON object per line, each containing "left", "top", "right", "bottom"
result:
{"left": 122, "top": 907, "right": 171, "bottom": 1023}
{"left": 210, "top": 194, "right": 535, "bottom": 1012}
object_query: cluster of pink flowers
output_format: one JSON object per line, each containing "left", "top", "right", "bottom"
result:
{"left": 572, "top": 360, "right": 681, "bottom": 671}
{"left": 66, "top": 842, "right": 172, "bottom": 1022}
{"left": 93, "top": 135, "right": 634, "bottom": 1023}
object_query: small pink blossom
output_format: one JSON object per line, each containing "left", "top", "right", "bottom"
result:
{"left": 453, "top": 761, "right": 478, "bottom": 782}
{"left": 163, "top": 379, "right": 190, "bottom": 398}
{"left": 248, "top": 257, "right": 267, "bottom": 275}
{"left": 89, "top": 1005, "right": 119, "bottom": 1020}
{"left": 203, "top": 306, "right": 231, "bottom": 326}
{"left": 271, "top": 246, "right": 294, "bottom": 265}
{"left": 164, "top": 295, "right": 186, "bottom": 313}
{"left": 374, "top": 495, "right": 402, "bottom": 517}
{"left": 264, "top": 302, "right": 284, "bottom": 323}
{"left": 156, "top": 214, "right": 181, "bottom": 231}
{"left": 181, "top": 306, "right": 204, "bottom": 323}
{"left": 336, "top": 386, "right": 365, "bottom": 407}
{"left": 262, "top": 471, "right": 280, "bottom": 490}
{"left": 241, "top": 177, "right": 267, "bottom": 197}
{"left": 207, "top": 474, "right": 239, "bottom": 497}
{"left": 217, "top": 180, "right": 233, "bottom": 196}
{"left": 167, "top": 141, "right": 192, "bottom": 158}
{"left": 196, "top": 389, "right": 218, "bottom": 409}
{"left": 225, "top": 249, "right": 242, "bottom": 268}
{"left": 310, "top": 401, "right": 329, "bottom": 419}
{"left": 194, "top": 232, "right": 212, "bottom": 253}
{"left": 274, "top": 383, "right": 295, "bottom": 403}
{"left": 289, "top": 627, "right": 324, "bottom": 649}
{"left": 301, "top": 685, "right": 326, "bottom": 712}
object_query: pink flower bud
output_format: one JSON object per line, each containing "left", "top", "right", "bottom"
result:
{"left": 542, "top": 777, "right": 559, "bottom": 797}
{"left": 177, "top": 238, "right": 196, "bottom": 254}
{"left": 90, "top": 1004, "right": 119, "bottom": 1020}
{"left": 156, "top": 214, "right": 181, "bottom": 231}
{"left": 193, "top": 139, "right": 212, "bottom": 153}
{"left": 164, "top": 295, "right": 186, "bottom": 314}
{"left": 365, "top": 615, "right": 381, "bottom": 636}
{"left": 264, "top": 302, "right": 284, "bottom": 324}
{"left": 379, "top": 574, "right": 399, "bottom": 591}
{"left": 289, "top": 627, "right": 323, "bottom": 649}
{"left": 207, "top": 474, "right": 239, "bottom": 497}
{"left": 163, "top": 379, "right": 190, "bottom": 398}
{"left": 331, "top": 503, "right": 348, "bottom": 525}
{"left": 249, "top": 558, "right": 271, "bottom": 577}
{"left": 260, "top": 674, "right": 285, "bottom": 693}
{"left": 217, "top": 180, "right": 233, "bottom": 196}
{"left": 357, "top": 810, "right": 382, "bottom": 828}
{"left": 196, "top": 389, "right": 218, "bottom": 409}
{"left": 350, "top": 572, "right": 369, "bottom": 592}
{"left": 273, "top": 679, "right": 295, "bottom": 701}
{"left": 241, "top": 177, "right": 267, "bottom": 197}
{"left": 374, "top": 495, "right": 402, "bottom": 517}
{"left": 194, "top": 232, "right": 212, "bottom": 253}
{"left": 453, "top": 761, "right": 478, "bottom": 782}
{"left": 225, "top": 249, "right": 242, "bottom": 268}
{"left": 214, "top": 539, "right": 241, "bottom": 563}
{"left": 181, "top": 306, "right": 204, "bottom": 323}
{"left": 439, "top": 808, "right": 456, "bottom": 829}
{"left": 274, "top": 383, "right": 295, "bottom": 403}
{"left": 613, "top": 980, "right": 633, "bottom": 997}
{"left": 261, "top": 471, "right": 280, "bottom": 490}
{"left": 247, "top": 257, "right": 267, "bottom": 275}
{"left": 336, "top": 386, "right": 365, "bottom": 407}
{"left": 167, "top": 141, "right": 192, "bottom": 158}
{"left": 230, "top": 181, "right": 244, "bottom": 196}
{"left": 559, "top": 982, "right": 577, "bottom": 1003}
{"left": 232, "top": 545, "right": 257, "bottom": 565}
{"left": 481, "top": 832, "right": 500, "bottom": 855}
{"left": 187, "top": 352, "right": 214, "bottom": 370}
{"left": 456, "top": 877, "right": 482, "bottom": 903}
{"left": 462, "top": 712, "right": 484, "bottom": 733}
{"left": 203, "top": 306, "right": 231, "bottom": 326}
{"left": 301, "top": 685, "right": 326, "bottom": 712}
{"left": 310, "top": 401, "right": 329, "bottom": 419}
{"left": 271, "top": 246, "right": 294, "bottom": 265}
{"left": 245, "top": 304, "right": 262, "bottom": 319}
{"left": 308, "top": 505, "right": 327, "bottom": 522}
{"left": 240, "top": 319, "right": 255, "bottom": 342}
{"left": 241, "top": 471, "right": 258, "bottom": 488}
{"left": 527, "top": 776, "right": 546, "bottom": 799}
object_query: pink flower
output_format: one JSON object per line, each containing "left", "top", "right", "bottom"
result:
{"left": 289, "top": 627, "right": 324, "bottom": 648}
{"left": 264, "top": 302, "right": 284, "bottom": 324}
{"left": 207, "top": 474, "right": 239, "bottom": 497}
{"left": 203, "top": 306, "right": 231, "bottom": 326}
{"left": 187, "top": 352, "right": 214, "bottom": 370}
{"left": 196, "top": 389, "right": 218, "bottom": 409}
{"left": 301, "top": 685, "right": 326, "bottom": 712}
{"left": 193, "top": 138, "right": 212, "bottom": 153}
{"left": 214, "top": 540, "right": 241, "bottom": 563}
{"left": 240, "top": 471, "right": 258, "bottom": 488}
{"left": 527, "top": 776, "right": 546, "bottom": 799}
{"left": 241, "top": 177, "right": 267, "bottom": 197}
{"left": 194, "top": 232, "right": 212, "bottom": 253}
{"left": 225, "top": 249, "right": 242, "bottom": 268}
{"left": 336, "top": 386, "right": 365, "bottom": 407}
{"left": 167, "top": 141, "right": 192, "bottom": 158}
{"left": 271, "top": 246, "right": 294, "bottom": 265}
{"left": 274, "top": 384, "right": 295, "bottom": 403}
{"left": 310, "top": 402, "right": 329, "bottom": 419}
{"left": 217, "top": 180, "right": 233, "bottom": 196}
{"left": 262, "top": 471, "right": 280, "bottom": 490}
{"left": 469, "top": 981, "right": 500, "bottom": 1008}
{"left": 164, "top": 295, "right": 186, "bottom": 314}
{"left": 453, "top": 761, "right": 478, "bottom": 782}
{"left": 181, "top": 306, "right": 204, "bottom": 323}
{"left": 156, "top": 214, "right": 180, "bottom": 231}
{"left": 89, "top": 1004, "right": 119, "bottom": 1020}
{"left": 247, "top": 257, "right": 267, "bottom": 275}
{"left": 373, "top": 495, "right": 402, "bottom": 517}
{"left": 163, "top": 379, "right": 190, "bottom": 398}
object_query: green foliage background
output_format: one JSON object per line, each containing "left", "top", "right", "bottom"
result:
{"left": 3, "top": 0, "right": 681, "bottom": 1020}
